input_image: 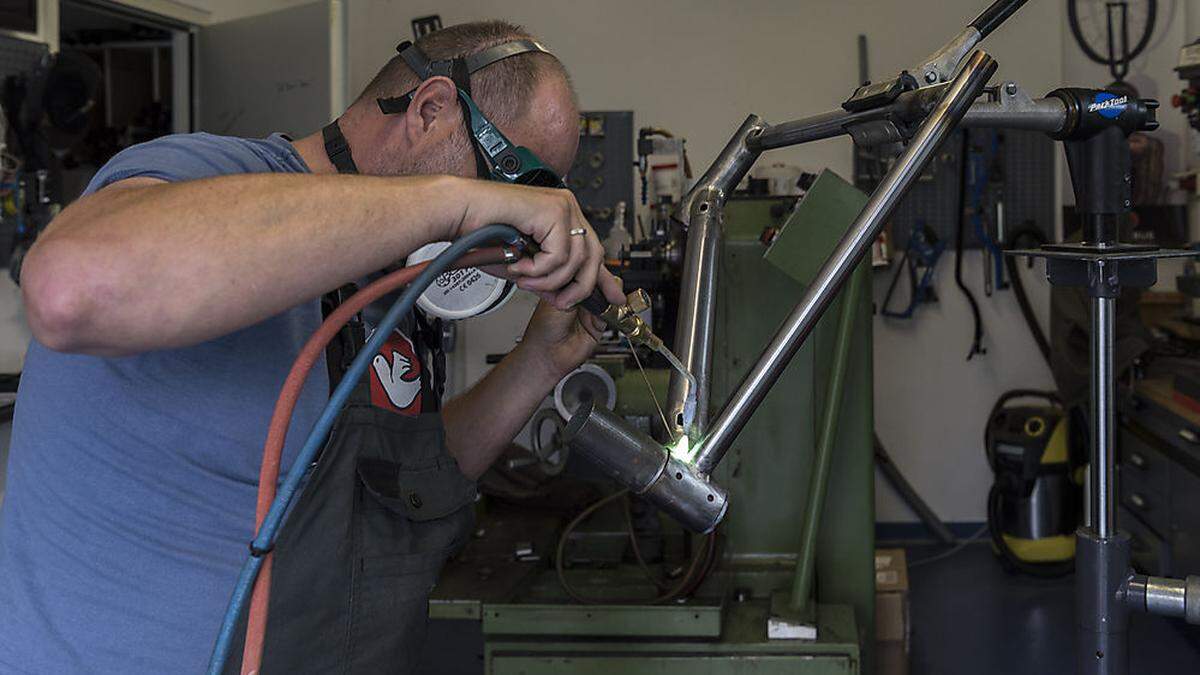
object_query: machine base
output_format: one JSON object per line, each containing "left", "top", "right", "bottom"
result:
{"left": 484, "top": 602, "right": 860, "bottom": 674}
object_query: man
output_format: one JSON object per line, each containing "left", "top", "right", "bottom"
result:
{"left": 0, "top": 21, "right": 622, "bottom": 672}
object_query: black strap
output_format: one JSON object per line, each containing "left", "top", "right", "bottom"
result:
{"left": 321, "top": 283, "right": 365, "bottom": 394}
{"left": 322, "top": 120, "right": 359, "bottom": 174}
{"left": 412, "top": 310, "right": 446, "bottom": 407}
{"left": 378, "top": 38, "right": 554, "bottom": 115}
{"left": 463, "top": 39, "right": 551, "bottom": 73}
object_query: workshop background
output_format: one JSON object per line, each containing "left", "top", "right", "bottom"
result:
{"left": 2, "top": 0, "right": 1194, "bottom": 527}
{"left": 2, "top": 1, "right": 1200, "bottom": 674}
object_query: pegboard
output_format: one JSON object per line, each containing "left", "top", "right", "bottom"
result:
{"left": 569, "top": 111, "right": 633, "bottom": 240}
{"left": 874, "top": 128, "right": 1057, "bottom": 252}
{"left": 0, "top": 32, "right": 47, "bottom": 86}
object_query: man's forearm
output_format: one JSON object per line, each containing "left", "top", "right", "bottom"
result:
{"left": 442, "top": 344, "right": 562, "bottom": 480}
{"left": 22, "top": 173, "right": 466, "bottom": 355}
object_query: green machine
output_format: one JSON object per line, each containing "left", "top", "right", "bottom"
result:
{"left": 429, "top": 173, "right": 876, "bottom": 674}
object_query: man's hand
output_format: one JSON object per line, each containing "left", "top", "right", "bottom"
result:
{"left": 512, "top": 275, "right": 625, "bottom": 387}
{"left": 449, "top": 178, "right": 620, "bottom": 311}
{"left": 441, "top": 271, "right": 625, "bottom": 480}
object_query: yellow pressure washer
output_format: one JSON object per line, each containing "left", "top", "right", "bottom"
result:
{"left": 985, "top": 389, "right": 1081, "bottom": 577}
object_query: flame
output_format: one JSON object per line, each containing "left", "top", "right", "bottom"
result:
{"left": 667, "top": 435, "right": 695, "bottom": 462}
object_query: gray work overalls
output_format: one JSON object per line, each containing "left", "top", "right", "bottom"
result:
{"left": 225, "top": 300, "right": 477, "bottom": 673}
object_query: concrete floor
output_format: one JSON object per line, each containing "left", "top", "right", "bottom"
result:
{"left": 907, "top": 542, "right": 1200, "bottom": 675}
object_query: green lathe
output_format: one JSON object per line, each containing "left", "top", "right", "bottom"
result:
{"left": 430, "top": 176, "right": 876, "bottom": 674}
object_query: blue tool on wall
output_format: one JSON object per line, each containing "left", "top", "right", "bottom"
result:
{"left": 968, "top": 129, "right": 1009, "bottom": 296}
{"left": 881, "top": 222, "right": 945, "bottom": 319}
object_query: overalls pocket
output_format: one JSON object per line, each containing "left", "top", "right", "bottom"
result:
{"left": 230, "top": 398, "right": 477, "bottom": 675}
{"left": 345, "top": 408, "right": 477, "bottom": 673}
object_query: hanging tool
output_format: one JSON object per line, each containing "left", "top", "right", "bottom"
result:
{"left": 881, "top": 222, "right": 945, "bottom": 319}
{"left": 966, "top": 128, "right": 1007, "bottom": 296}
{"left": 955, "top": 132, "right": 987, "bottom": 360}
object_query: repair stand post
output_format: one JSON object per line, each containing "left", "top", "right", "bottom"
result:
{"left": 1007, "top": 95, "right": 1200, "bottom": 674}
{"left": 1078, "top": 284, "right": 1131, "bottom": 675}
{"left": 1013, "top": 123, "right": 1150, "bottom": 675}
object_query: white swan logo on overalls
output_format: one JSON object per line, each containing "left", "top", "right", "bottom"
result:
{"left": 369, "top": 330, "right": 422, "bottom": 413}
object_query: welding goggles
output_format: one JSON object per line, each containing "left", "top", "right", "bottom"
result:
{"left": 376, "top": 39, "right": 565, "bottom": 189}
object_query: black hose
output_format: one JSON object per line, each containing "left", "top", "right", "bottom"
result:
{"left": 555, "top": 490, "right": 715, "bottom": 605}
{"left": 1005, "top": 225, "right": 1051, "bottom": 366}
{"left": 970, "top": 0, "right": 1030, "bottom": 39}
{"left": 955, "top": 132, "right": 986, "bottom": 360}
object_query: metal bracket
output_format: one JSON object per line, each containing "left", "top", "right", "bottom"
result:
{"left": 913, "top": 26, "right": 982, "bottom": 86}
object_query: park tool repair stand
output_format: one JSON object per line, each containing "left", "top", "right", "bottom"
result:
{"left": 1008, "top": 88, "right": 1200, "bottom": 675}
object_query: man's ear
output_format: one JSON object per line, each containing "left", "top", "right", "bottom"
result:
{"left": 404, "top": 75, "right": 459, "bottom": 145}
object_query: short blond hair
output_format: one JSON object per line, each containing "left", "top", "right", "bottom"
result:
{"left": 355, "top": 21, "right": 575, "bottom": 128}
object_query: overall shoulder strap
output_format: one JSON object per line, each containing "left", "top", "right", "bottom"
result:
{"left": 321, "top": 283, "right": 365, "bottom": 395}
{"left": 322, "top": 120, "right": 359, "bottom": 174}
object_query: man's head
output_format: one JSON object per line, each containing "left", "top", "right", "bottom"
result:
{"left": 343, "top": 21, "right": 579, "bottom": 180}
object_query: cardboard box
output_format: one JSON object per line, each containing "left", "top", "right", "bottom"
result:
{"left": 875, "top": 548, "right": 908, "bottom": 592}
{"left": 876, "top": 639, "right": 909, "bottom": 675}
{"left": 875, "top": 549, "right": 910, "bottom": 675}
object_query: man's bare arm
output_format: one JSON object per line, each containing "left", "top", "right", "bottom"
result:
{"left": 22, "top": 174, "right": 612, "bottom": 356}
{"left": 442, "top": 299, "right": 616, "bottom": 480}
{"left": 442, "top": 343, "right": 561, "bottom": 480}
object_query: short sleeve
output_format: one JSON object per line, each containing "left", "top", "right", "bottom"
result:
{"left": 81, "top": 133, "right": 273, "bottom": 196}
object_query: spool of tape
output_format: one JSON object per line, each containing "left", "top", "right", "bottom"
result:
{"left": 406, "top": 241, "right": 517, "bottom": 320}
{"left": 554, "top": 363, "right": 617, "bottom": 419}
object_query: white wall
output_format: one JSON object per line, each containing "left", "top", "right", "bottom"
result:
{"left": 347, "top": 0, "right": 1063, "bottom": 183}
{"left": 160, "top": 0, "right": 289, "bottom": 23}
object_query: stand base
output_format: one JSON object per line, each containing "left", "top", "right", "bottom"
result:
{"left": 1076, "top": 528, "right": 1132, "bottom": 675}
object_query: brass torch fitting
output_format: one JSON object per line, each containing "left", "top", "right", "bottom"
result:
{"left": 600, "top": 289, "right": 663, "bottom": 350}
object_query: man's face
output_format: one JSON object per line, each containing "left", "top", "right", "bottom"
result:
{"left": 378, "top": 75, "right": 579, "bottom": 183}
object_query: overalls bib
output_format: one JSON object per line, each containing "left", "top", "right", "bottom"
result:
{"left": 225, "top": 301, "right": 477, "bottom": 673}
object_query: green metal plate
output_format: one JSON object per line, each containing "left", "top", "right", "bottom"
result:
{"left": 763, "top": 170, "right": 869, "bottom": 286}
{"left": 482, "top": 602, "right": 722, "bottom": 638}
{"left": 490, "top": 654, "right": 853, "bottom": 674}
{"left": 715, "top": 197, "right": 876, "bottom": 673}
{"left": 485, "top": 602, "right": 859, "bottom": 674}
{"left": 429, "top": 598, "right": 482, "bottom": 621}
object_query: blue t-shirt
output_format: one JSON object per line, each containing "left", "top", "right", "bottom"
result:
{"left": 0, "top": 133, "right": 330, "bottom": 672}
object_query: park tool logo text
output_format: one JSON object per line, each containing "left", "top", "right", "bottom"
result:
{"left": 1088, "top": 93, "right": 1128, "bottom": 119}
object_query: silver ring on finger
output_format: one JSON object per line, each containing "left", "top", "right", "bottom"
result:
{"left": 569, "top": 227, "right": 587, "bottom": 236}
